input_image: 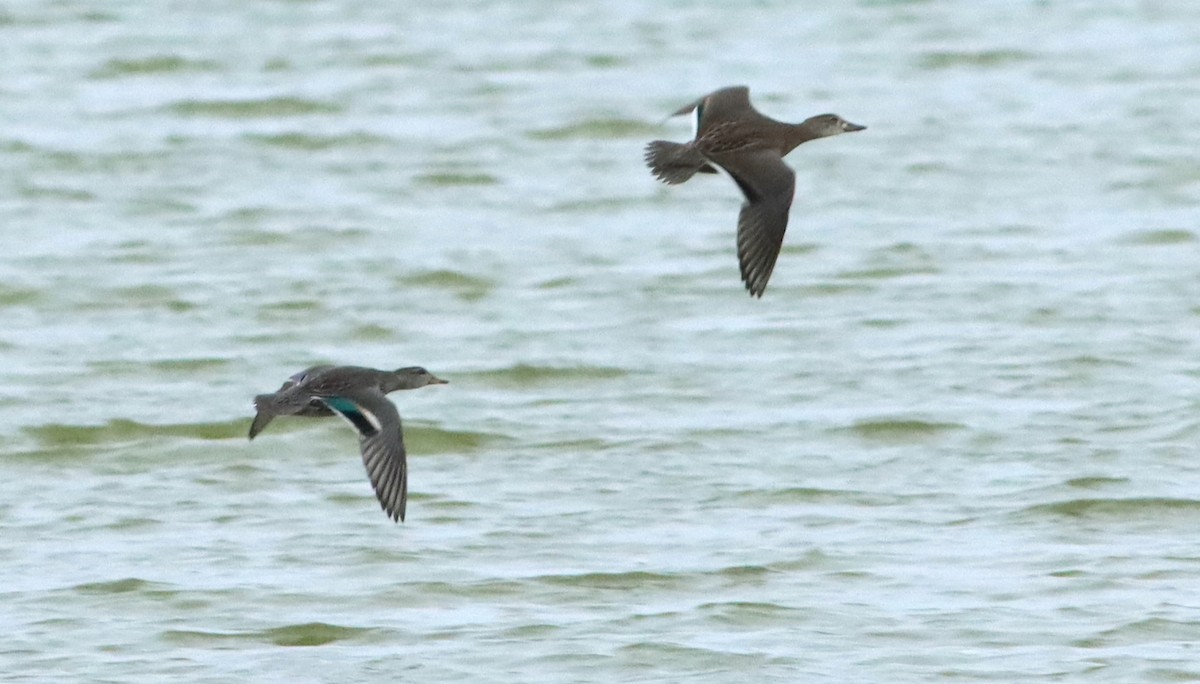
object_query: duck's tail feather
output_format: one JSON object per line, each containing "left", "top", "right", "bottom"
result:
{"left": 644, "top": 140, "right": 713, "bottom": 185}
{"left": 248, "top": 395, "right": 276, "bottom": 440}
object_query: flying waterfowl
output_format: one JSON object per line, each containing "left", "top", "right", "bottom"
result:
{"left": 644, "top": 85, "right": 865, "bottom": 297}
{"left": 248, "top": 365, "right": 448, "bottom": 522}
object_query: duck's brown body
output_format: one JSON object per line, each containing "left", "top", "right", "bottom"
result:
{"left": 645, "top": 86, "right": 865, "bottom": 297}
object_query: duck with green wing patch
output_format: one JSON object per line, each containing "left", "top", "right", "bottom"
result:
{"left": 249, "top": 365, "right": 448, "bottom": 522}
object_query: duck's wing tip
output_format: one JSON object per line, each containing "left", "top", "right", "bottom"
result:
{"left": 728, "top": 152, "right": 796, "bottom": 299}
{"left": 336, "top": 393, "right": 407, "bottom": 524}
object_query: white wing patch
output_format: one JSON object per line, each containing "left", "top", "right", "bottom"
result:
{"left": 352, "top": 406, "right": 382, "bottom": 433}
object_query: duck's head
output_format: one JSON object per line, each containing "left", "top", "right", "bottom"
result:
{"left": 390, "top": 366, "right": 449, "bottom": 390}
{"left": 801, "top": 113, "right": 866, "bottom": 138}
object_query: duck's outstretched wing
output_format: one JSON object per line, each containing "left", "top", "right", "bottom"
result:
{"left": 670, "top": 86, "right": 752, "bottom": 137}
{"left": 315, "top": 392, "right": 408, "bottom": 523}
{"left": 708, "top": 149, "right": 796, "bottom": 298}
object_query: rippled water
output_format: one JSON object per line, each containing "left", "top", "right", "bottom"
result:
{"left": 4, "top": 1, "right": 1200, "bottom": 681}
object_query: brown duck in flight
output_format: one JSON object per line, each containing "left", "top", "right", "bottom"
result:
{"left": 644, "top": 85, "right": 865, "bottom": 297}
{"left": 249, "top": 365, "right": 447, "bottom": 522}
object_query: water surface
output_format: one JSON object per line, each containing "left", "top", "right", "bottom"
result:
{"left": 3, "top": 1, "right": 1200, "bottom": 681}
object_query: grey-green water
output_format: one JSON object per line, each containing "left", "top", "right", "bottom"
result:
{"left": 4, "top": 1, "right": 1200, "bottom": 681}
